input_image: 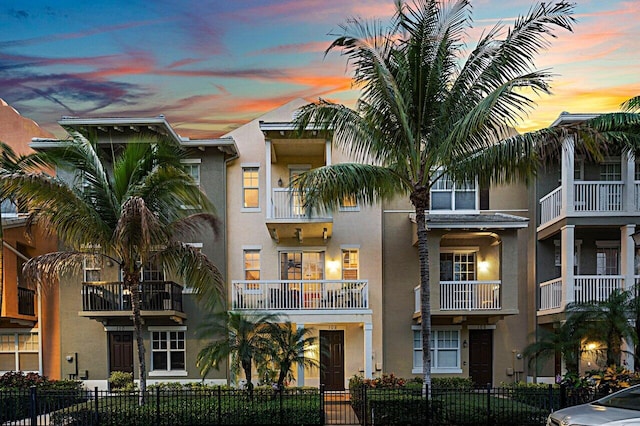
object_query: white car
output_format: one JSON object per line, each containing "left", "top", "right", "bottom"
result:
{"left": 547, "top": 384, "right": 640, "bottom": 426}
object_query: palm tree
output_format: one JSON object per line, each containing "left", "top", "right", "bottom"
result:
{"left": 294, "top": 0, "right": 576, "bottom": 391}
{"left": 566, "top": 290, "right": 638, "bottom": 368}
{"left": 0, "top": 142, "right": 47, "bottom": 316}
{"left": 0, "top": 133, "right": 224, "bottom": 401}
{"left": 523, "top": 319, "right": 582, "bottom": 377}
{"left": 197, "top": 311, "right": 279, "bottom": 392}
{"left": 264, "top": 322, "right": 319, "bottom": 390}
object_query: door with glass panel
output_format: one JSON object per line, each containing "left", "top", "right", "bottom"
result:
{"left": 280, "top": 251, "right": 324, "bottom": 308}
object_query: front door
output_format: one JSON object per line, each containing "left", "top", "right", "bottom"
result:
{"left": 469, "top": 329, "right": 493, "bottom": 387}
{"left": 109, "top": 331, "right": 134, "bottom": 374}
{"left": 320, "top": 330, "right": 344, "bottom": 391}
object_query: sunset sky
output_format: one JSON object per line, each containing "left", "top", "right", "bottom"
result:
{"left": 1, "top": 0, "right": 639, "bottom": 139}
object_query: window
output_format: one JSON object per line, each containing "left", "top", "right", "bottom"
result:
{"left": 0, "top": 332, "right": 39, "bottom": 372}
{"left": 181, "top": 160, "right": 201, "bottom": 187}
{"left": 412, "top": 328, "right": 461, "bottom": 373}
{"left": 244, "top": 250, "right": 260, "bottom": 290}
{"left": 1, "top": 199, "right": 17, "bottom": 216}
{"left": 342, "top": 249, "right": 359, "bottom": 280}
{"left": 431, "top": 173, "right": 476, "bottom": 211}
{"left": 596, "top": 246, "right": 619, "bottom": 275}
{"left": 339, "top": 196, "right": 359, "bottom": 211}
{"left": 440, "top": 252, "right": 476, "bottom": 281}
{"left": 142, "top": 257, "right": 164, "bottom": 282}
{"left": 242, "top": 167, "right": 259, "bottom": 209}
{"left": 151, "top": 330, "right": 185, "bottom": 372}
{"left": 600, "top": 162, "right": 622, "bottom": 181}
{"left": 84, "top": 255, "right": 102, "bottom": 282}
{"left": 280, "top": 251, "right": 324, "bottom": 280}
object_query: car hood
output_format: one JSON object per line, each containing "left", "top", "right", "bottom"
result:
{"left": 552, "top": 403, "right": 640, "bottom": 425}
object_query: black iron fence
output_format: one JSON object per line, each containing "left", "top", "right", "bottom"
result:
{"left": 0, "top": 384, "right": 604, "bottom": 426}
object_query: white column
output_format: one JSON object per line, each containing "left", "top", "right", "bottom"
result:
{"left": 621, "top": 225, "right": 635, "bottom": 291}
{"left": 622, "top": 152, "right": 635, "bottom": 212}
{"left": 561, "top": 136, "right": 575, "bottom": 216}
{"left": 265, "top": 139, "right": 272, "bottom": 219}
{"left": 296, "top": 324, "right": 305, "bottom": 386}
{"left": 561, "top": 225, "right": 575, "bottom": 307}
{"left": 364, "top": 323, "right": 373, "bottom": 378}
{"left": 325, "top": 140, "right": 332, "bottom": 166}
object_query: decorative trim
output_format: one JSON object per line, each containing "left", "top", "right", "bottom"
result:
{"left": 179, "top": 158, "right": 201, "bottom": 164}
{"left": 148, "top": 370, "right": 188, "bottom": 377}
{"left": 148, "top": 325, "right": 187, "bottom": 331}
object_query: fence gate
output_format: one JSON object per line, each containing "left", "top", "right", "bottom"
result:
{"left": 322, "top": 389, "right": 359, "bottom": 425}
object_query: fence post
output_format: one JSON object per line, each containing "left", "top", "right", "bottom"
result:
{"left": 155, "top": 388, "right": 161, "bottom": 426}
{"left": 486, "top": 383, "right": 492, "bottom": 426}
{"left": 362, "top": 383, "right": 368, "bottom": 426}
{"left": 94, "top": 386, "right": 99, "bottom": 425}
{"left": 319, "top": 385, "right": 325, "bottom": 426}
{"left": 279, "top": 387, "right": 283, "bottom": 425}
{"left": 425, "top": 383, "right": 430, "bottom": 426}
{"left": 29, "top": 386, "right": 37, "bottom": 426}
{"left": 217, "top": 386, "right": 222, "bottom": 425}
{"left": 548, "top": 384, "right": 554, "bottom": 412}
{"left": 560, "top": 383, "right": 567, "bottom": 409}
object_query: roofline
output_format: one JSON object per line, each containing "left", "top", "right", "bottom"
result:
{"left": 259, "top": 121, "right": 329, "bottom": 132}
{"left": 58, "top": 116, "right": 183, "bottom": 144}
{"left": 550, "top": 112, "right": 600, "bottom": 127}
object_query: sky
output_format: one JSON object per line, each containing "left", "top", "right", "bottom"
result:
{"left": 1, "top": 0, "right": 639, "bottom": 139}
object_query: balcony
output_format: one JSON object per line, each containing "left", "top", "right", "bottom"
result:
{"left": 538, "top": 275, "right": 626, "bottom": 312}
{"left": 231, "top": 280, "right": 368, "bottom": 312}
{"left": 17, "top": 287, "right": 35, "bottom": 316}
{"left": 266, "top": 189, "right": 333, "bottom": 242}
{"left": 80, "top": 281, "right": 185, "bottom": 322}
{"left": 414, "top": 280, "right": 503, "bottom": 314}
{"left": 539, "top": 182, "right": 639, "bottom": 229}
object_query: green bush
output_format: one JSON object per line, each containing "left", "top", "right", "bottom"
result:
{"left": 108, "top": 371, "right": 135, "bottom": 391}
{"left": 432, "top": 376, "right": 474, "bottom": 390}
{"left": 434, "top": 392, "right": 548, "bottom": 425}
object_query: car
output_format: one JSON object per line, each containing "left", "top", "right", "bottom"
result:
{"left": 547, "top": 384, "right": 640, "bottom": 426}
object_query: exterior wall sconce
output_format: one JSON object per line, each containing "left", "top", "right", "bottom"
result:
{"left": 463, "top": 339, "right": 468, "bottom": 348}
{"left": 277, "top": 178, "right": 283, "bottom": 187}
{"left": 478, "top": 260, "right": 489, "bottom": 273}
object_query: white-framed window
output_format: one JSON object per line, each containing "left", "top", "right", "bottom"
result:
{"left": 1, "top": 199, "right": 17, "bottom": 217}
{"left": 180, "top": 159, "right": 201, "bottom": 187}
{"left": 150, "top": 328, "right": 186, "bottom": 375}
{"left": 342, "top": 249, "right": 359, "bottom": 280}
{"left": 596, "top": 241, "right": 619, "bottom": 275}
{"left": 431, "top": 172, "right": 477, "bottom": 211}
{"left": 280, "top": 251, "right": 324, "bottom": 280}
{"left": 142, "top": 257, "right": 165, "bottom": 282}
{"left": 242, "top": 167, "right": 259, "bottom": 209}
{"left": 412, "top": 327, "right": 461, "bottom": 374}
{"left": 0, "top": 331, "right": 39, "bottom": 372}
{"left": 600, "top": 162, "right": 622, "bottom": 181}
{"left": 440, "top": 251, "right": 476, "bottom": 281}
{"left": 84, "top": 255, "right": 102, "bottom": 282}
{"left": 339, "top": 196, "right": 359, "bottom": 212}
{"left": 244, "top": 249, "right": 261, "bottom": 291}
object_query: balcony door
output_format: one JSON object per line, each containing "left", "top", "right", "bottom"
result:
{"left": 280, "top": 251, "right": 324, "bottom": 281}
{"left": 289, "top": 167, "right": 310, "bottom": 217}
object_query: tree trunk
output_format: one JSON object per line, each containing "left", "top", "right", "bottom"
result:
{"left": 0, "top": 224, "right": 4, "bottom": 316}
{"left": 126, "top": 272, "right": 147, "bottom": 405}
{"left": 243, "top": 360, "right": 254, "bottom": 394}
{"left": 411, "top": 187, "right": 431, "bottom": 397}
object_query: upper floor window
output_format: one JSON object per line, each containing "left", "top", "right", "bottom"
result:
{"left": 1, "top": 199, "right": 17, "bottom": 216}
{"left": 180, "top": 159, "right": 201, "bottom": 188}
{"left": 243, "top": 249, "right": 261, "bottom": 291}
{"left": 84, "top": 255, "right": 103, "bottom": 282}
{"left": 339, "top": 196, "right": 359, "bottom": 212}
{"left": 440, "top": 252, "right": 476, "bottom": 281}
{"left": 600, "top": 162, "right": 621, "bottom": 181}
{"left": 242, "top": 167, "right": 259, "bottom": 209}
{"left": 342, "top": 249, "right": 359, "bottom": 280}
{"left": 596, "top": 243, "right": 619, "bottom": 276}
{"left": 142, "top": 257, "right": 165, "bottom": 282}
{"left": 280, "top": 251, "right": 324, "bottom": 280}
{"left": 431, "top": 173, "right": 476, "bottom": 211}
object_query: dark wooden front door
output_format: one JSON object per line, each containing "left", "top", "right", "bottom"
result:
{"left": 109, "top": 331, "right": 133, "bottom": 373}
{"left": 320, "top": 330, "right": 344, "bottom": 391}
{"left": 469, "top": 329, "right": 493, "bottom": 387}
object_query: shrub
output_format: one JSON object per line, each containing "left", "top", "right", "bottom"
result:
{"left": 108, "top": 371, "right": 135, "bottom": 392}
{"left": 432, "top": 376, "right": 474, "bottom": 390}
{"left": 585, "top": 365, "right": 640, "bottom": 394}
{"left": 0, "top": 371, "right": 47, "bottom": 389}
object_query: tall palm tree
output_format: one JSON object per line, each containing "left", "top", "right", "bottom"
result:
{"left": 294, "top": 0, "right": 576, "bottom": 391}
{"left": 0, "top": 142, "right": 47, "bottom": 316}
{"left": 264, "top": 322, "right": 319, "bottom": 389}
{"left": 197, "top": 311, "right": 279, "bottom": 392}
{"left": 566, "top": 290, "right": 638, "bottom": 368}
{"left": 0, "top": 133, "right": 224, "bottom": 401}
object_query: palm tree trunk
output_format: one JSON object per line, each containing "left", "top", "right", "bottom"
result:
{"left": 0, "top": 223, "right": 4, "bottom": 316}
{"left": 411, "top": 187, "right": 432, "bottom": 397}
{"left": 127, "top": 273, "right": 147, "bottom": 405}
{"left": 243, "top": 360, "right": 253, "bottom": 395}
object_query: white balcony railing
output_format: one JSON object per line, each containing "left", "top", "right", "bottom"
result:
{"left": 439, "top": 281, "right": 501, "bottom": 311}
{"left": 540, "top": 186, "right": 562, "bottom": 225}
{"left": 271, "top": 189, "right": 332, "bottom": 220}
{"left": 231, "top": 280, "right": 368, "bottom": 311}
{"left": 574, "top": 182, "right": 623, "bottom": 212}
{"left": 539, "top": 278, "right": 562, "bottom": 311}
{"left": 538, "top": 275, "right": 626, "bottom": 312}
{"left": 574, "top": 275, "right": 624, "bottom": 304}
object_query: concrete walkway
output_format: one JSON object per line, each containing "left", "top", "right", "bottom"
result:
{"left": 324, "top": 391, "right": 359, "bottom": 425}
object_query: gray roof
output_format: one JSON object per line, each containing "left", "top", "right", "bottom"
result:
{"left": 423, "top": 212, "right": 529, "bottom": 229}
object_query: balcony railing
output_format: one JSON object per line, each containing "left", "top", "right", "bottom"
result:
{"left": 439, "top": 281, "right": 502, "bottom": 311}
{"left": 17, "top": 287, "right": 35, "bottom": 316}
{"left": 231, "top": 280, "right": 368, "bottom": 311}
{"left": 538, "top": 275, "right": 625, "bottom": 312}
{"left": 81, "top": 281, "right": 183, "bottom": 312}
{"left": 271, "top": 189, "right": 331, "bottom": 220}
{"left": 540, "top": 182, "right": 630, "bottom": 226}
